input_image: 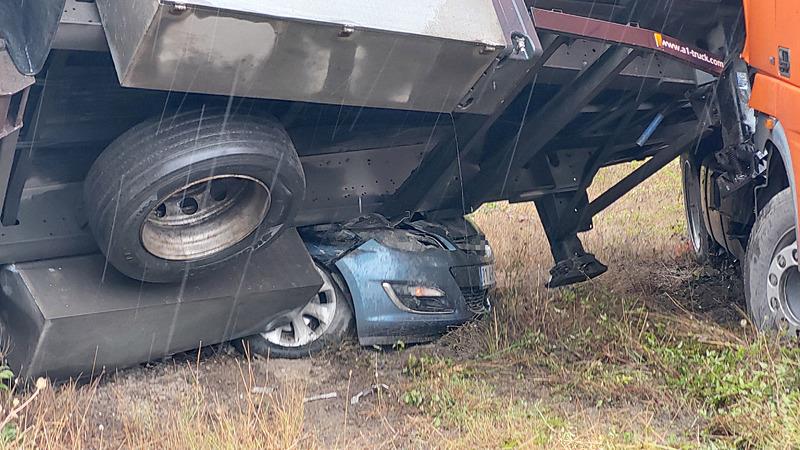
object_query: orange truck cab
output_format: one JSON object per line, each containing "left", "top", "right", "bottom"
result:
{"left": 744, "top": 0, "right": 800, "bottom": 228}
{"left": 683, "top": 0, "right": 800, "bottom": 336}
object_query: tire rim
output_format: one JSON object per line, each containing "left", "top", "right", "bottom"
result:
{"left": 141, "top": 175, "right": 270, "bottom": 261}
{"left": 682, "top": 159, "right": 704, "bottom": 254}
{"left": 261, "top": 265, "right": 338, "bottom": 348}
{"left": 766, "top": 229, "right": 800, "bottom": 329}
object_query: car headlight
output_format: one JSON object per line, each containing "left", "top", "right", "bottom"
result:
{"left": 382, "top": 282, "right": 454, "bottom": 314}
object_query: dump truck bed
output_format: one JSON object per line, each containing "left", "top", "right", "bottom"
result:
{"left": 94, "top": 0, "right": 523, "bottom": 113}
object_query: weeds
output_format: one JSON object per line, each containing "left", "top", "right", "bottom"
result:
{"left": 2, "top": 161, "right": 798, "bottom": 448}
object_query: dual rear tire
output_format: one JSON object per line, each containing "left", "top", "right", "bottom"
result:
{"left": 84, "top": 109, "right": 305, "bottom": 282}
{"left": 683, "top": 154, "right": 799, "bottom": 335}
{"left": 681, "top": 154, "right": 715, "bottom": 263}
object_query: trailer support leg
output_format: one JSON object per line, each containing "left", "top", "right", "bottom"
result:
{"left": 539, "top": 119, "right": 711, "bottom": 288}
{"left": 534, "top": 191, "right": 607, "bottom": 288}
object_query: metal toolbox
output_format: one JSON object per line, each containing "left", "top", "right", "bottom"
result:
{"left": 95, "top": 0, "right": 517, "bottom": 113}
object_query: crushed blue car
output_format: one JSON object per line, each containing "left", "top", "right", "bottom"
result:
{"left": 240, "top": 214, "right": 495, "bottom": 358}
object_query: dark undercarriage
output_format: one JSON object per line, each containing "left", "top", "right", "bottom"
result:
{"left": 0, "top": 0, "right": 758, "bottom": 377}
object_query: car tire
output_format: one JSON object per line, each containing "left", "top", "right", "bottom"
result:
{"left": 681, "top": 153, "right": 715, "bottom": 263}
{"left": 744, "top": 188, "right": 800, "bottom": 334}
{"left": 238, "top": 263, "right": 354, "bottom": 359}
{"left": 84, "top": 109, "right": 305, "bottom": 283}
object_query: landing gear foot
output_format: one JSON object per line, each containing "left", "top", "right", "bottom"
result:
{"left": 545, "top": 253, "right": 608, "bottom": 288}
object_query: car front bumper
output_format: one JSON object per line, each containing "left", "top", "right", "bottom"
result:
{"left": 333, "top": 234, "right": 494, "bottom": 346}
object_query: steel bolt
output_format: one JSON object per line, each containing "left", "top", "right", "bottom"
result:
{"left": 339, "top": 26, "right": 355, "bottom": 38}
{"left": 169, "top": 3, "right": 188, "bottom": 14}
{"left": 513, "top": 36, "right": 526, "bottom": 53}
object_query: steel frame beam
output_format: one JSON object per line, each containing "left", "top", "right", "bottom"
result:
{"left": 468, "top": 44, "right": 638, "bottom": 200}
{"left": 551, "top": 88, "right": 652, "bottom": 238}
{"left": 580, "top": 124, "right": 711, "bottom": 227}
{"left": 386, "top": 34, "right": 569, "bottom": 216}
{"left": 531, "top": 8, "right": 724, "bottom": 76}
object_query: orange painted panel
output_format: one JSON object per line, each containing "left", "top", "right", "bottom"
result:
{"left": 742, "top": 0, "right": 777, "bottom": 77}
{"left": 745, "top": 0, "right": 800, "bottom": 225}
{"left": 750, "top": 73, "right": 800, "bottom": 225}
{"left": 744, "top": 0, "right": 800, "bottom": 86}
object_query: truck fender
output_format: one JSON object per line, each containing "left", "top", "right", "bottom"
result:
{"left": 754, "top": 113, "right": 800, "bottom": 241}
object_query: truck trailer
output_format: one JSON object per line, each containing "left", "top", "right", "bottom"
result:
{"left": 0, "top": 0, "right": 764, "bottom": 378}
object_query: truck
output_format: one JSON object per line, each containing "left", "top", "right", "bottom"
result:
{"left": 0, "top": 0, "right": 775, "bottom": 378}
{"left": 675, "top": 0, "right": 800, "bottom": 337}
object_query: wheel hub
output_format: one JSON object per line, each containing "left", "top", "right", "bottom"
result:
{"left": 766, "top": 240, "right": 800, "bottom": 330}
{"left": 141, "top": 175, "right": 270, "bottom": 261}
{"left": 261, "top": 265, "right": 337, "bottom": 348}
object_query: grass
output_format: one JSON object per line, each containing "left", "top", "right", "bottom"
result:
{"left": 1, "top": 160, "right": 800, "bottom": 448}
{"left": 0, "top": 361, "right": 313, "bottom": 449}
{"left": 409, "top": 160, "right": 800, "bottom": 448}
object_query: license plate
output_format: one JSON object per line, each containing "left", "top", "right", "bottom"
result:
{"left": 479, "top": 264, "right": 496, "bottom": 287}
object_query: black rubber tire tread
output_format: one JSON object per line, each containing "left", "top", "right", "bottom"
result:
{"left": 238, "top": 270, "right": 355, "bottom": 359}
{"left": 744, "top": 187, "right": 794, "bottom": 332}
{"left": 84, "top": 109, "right": 305, "bottom": 282}
{"left": 681, "top": 153, "right": 715, "bottom": 263}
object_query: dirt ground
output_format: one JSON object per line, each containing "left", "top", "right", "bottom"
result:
{"left": 3, "top": 162, "right": 799, "bottom": 449}
{"left": 79, "top": 258, "right": 743, "bottom": 448}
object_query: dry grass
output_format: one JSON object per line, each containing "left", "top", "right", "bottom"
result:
{"left": 0, "top": 360, "right": 314, "bottom": 449}
{"left": 401, "top": 161, "right": 800, "bottom": 448}
{"left": 1, "top": 161, "right": 799, "bottom": 448}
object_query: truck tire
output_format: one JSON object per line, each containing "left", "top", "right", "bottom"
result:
{"left": 84, "top": 109, "right": 305, "bottom": 283}
{"left": 681, "top": 153, "right": 715, "bottom": 263}
{"left": 744, "top": 188, "right": 800, "bottom": 335}
{"left": 238, "top": 263, "right": 354, "bottom": 359}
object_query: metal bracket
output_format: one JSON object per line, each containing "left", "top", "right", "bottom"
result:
{"left": 457, "top": 0, "right": 543, "bottom": 114}
{"left": 0, "top": 49, "right": 34, "bottom": 226}
{"left": 468, "top": 45, "right": 638, "bottom": 199}
{"left": 580, "top": 125, "right": 711, "bottom": 228}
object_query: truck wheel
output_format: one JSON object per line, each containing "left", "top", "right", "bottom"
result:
{"left": 84, "top": 109, "right": 305, "bottom": 282}
{"left": 745, "top": 188, "right": 800, "bottom": 335}
{"left": 239, "top": 263, "right": 354, "bottom": 359}
{"left": 681, "top": 154, "right": 714, "bottom": 262}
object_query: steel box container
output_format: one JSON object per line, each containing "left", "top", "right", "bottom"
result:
{"left": 96, "top": 0, "right": 509, "bottom": 112}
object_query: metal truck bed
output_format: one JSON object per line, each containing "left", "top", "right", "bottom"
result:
{"left": 93, "top": 0, "right": 534, "bottom": 114}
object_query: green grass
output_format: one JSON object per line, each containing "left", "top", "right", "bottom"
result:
{"left": 398, "top": 161, "right": 800, "bottom": 448}
{"left": 4, "top": 161, "right": 800, "bottom": 449}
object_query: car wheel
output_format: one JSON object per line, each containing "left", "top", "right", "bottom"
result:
{"left": 745, "top": 188, "right": 800, "bottom": 335}
{"left": 681, "top": 153, "right": 715, "bottom": 263}
{"left": 241, "top": 263, "right": 354, "bottom": 359}
{"left": 84, "top": 109, "right": 305, "bottom": 282}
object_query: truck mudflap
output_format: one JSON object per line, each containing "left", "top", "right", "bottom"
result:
{"left": 0, "top": 229, "right": 322, "bottom": 380}
{"left": 0, "top": 0, "right": 66, "bottom": 75}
